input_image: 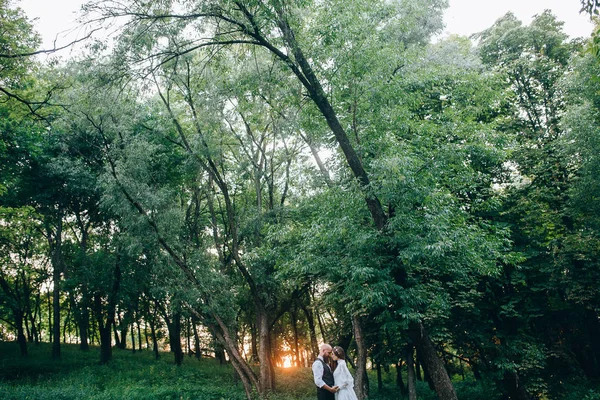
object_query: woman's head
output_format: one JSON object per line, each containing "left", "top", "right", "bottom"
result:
{"left": 332, "top": 346, "right": 346, "bottom": 360}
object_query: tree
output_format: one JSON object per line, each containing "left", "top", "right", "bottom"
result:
{"left": 82, "top": 1, "right": 460, "bottom": 397}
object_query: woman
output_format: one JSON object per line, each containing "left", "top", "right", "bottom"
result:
{"left": 331, "top": 346, "right": 358, "bottom": 400}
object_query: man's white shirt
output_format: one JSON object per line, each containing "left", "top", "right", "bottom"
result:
{"left": 312, "top": 356, "right": 329, "bottom": 388}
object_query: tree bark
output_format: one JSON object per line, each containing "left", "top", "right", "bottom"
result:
{"left": 301, "top": 304, "right": 319, "bottom": 361}
{"left": 396, "top": 360, "right": 407, "bottom": 395}
{"left": 291, "top": 309, "right": 300, "bottom": 366}
{"left": 48, "top": 217, "right": 63, "bottom": 359}
{"left": 257, "top": 304, "right": 275, "bottom": 392}
{"left": 406, "top": 344, "right": 417, "bottom": 400}
{"left": 409, "top": 322, "right": 457, "bottom": 400}
{"left": 16, "top": 310, "right": 28, "bottom": 356}
{"left": 94, "top": 294, "right": 113, "bottom": 365}
{"left": 352, "top": 315, "right": 369, "bottom": 400}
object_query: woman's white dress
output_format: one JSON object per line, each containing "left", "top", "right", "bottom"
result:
{"left": 333, "top": 359, "right": 358, "bottom": 400}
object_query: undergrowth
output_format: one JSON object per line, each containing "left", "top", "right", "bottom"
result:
{"left": 0, "top": 341, "right": 512, "bottom": 399}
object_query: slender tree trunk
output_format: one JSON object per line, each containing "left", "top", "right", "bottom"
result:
{"left": 301, "top": 304, "right": 319, "bottom": 360}
{"left": 150, "top": 314, "right": 160, "bottom": 359}
{"left": 406, "top": 345, "right": 417, "bottom": 400}
{"left": 63, "top": 301, "right": 71, "bottom": 344}
{"left": 192, "top": 317, "right": 201, "bottom": 360}
{"left": 32, "top": 292, "right": 41, "bottom": 344}
{"left": 79, "top": 302, "right": 90, "bottom": 351}
{"left": 15, "top": 310, "right": 28, "bottom": 356}
{"left": 144, "top": 320, "right": 150, "bottom": 350}
{"left": 130, "top": 319, "right": 136, "bottom": 354}
{"left": 138, "top": 320, "right": 142, "bottom": 351}
{"left": 187, "top": 316, "right": 192, "bottom": 357}
{"left": 113, "top": 321, "right": 121, "bottom": 349}
{"left": 47, "top": 288, "right": 52, "bottom": 343}
{"left": 291, "top": 309, "right": 300, "bottom": 367}
{"left": 24, "top": 311, "right": 32, "bottom": 342}
{"left": 118, "top": 313, "right": 128, "bottom": 350}
{"left": 396, "top": 360, "right": 407, "bottom": 396}
{"left": 49, "top": 218, "right": 63, "bottom": 359}
{"left": 502, "top": 371, "right": 531, "bottom": 400}
{"left": 352, "top": 315, "right": 369, "bottom": 400}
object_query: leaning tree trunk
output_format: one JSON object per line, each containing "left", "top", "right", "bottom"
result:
{"left": 301, "top": 304, "right": 319, "bottom": 360}
{"left": 352, "top": 315, "right": 369, "bottom": 400}
{"left": 272, "top": 9, "right": 458, "bottom": 399}
{"left": 409, "top": 322, "right": 457, "bottom": 400}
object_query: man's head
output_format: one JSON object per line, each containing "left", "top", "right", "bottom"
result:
{"left": 319, "top": 343, "right": 333, "bottom": 361}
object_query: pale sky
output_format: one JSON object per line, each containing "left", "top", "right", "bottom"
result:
{"left": 18, "top": 0, "right": 595, "bottom": 53}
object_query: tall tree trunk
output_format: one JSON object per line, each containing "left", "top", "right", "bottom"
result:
{"left": 47, "top": 288, "right": 52, "bottom": 343}
{"left": 15, "top": 310, "right": 28, "bottom": 356}
{"left": 150, "top": 314, "right": 160, "bottom": 360}
{"left": 192, "top": 317, "right": 201, "bottom": 360}
{"left": 352, "top": 315, "right": 369, "bottom": 400}
{"left": 32, "top": 292, "right": 41, "bottom": 344}
{"left": 291, "top": 309, "right": 300, "bottom": 367}
{"left": 396, "top": 360, "right": 407, "bottom": 395}
{"left": 409, "top": 322, "right": 457, "bottom": 400}
{"left": 406, "top": 344, "right": 417, "bottom": 400}
{"left": 186, "top": 316, "right": 192, "bottom": 357}
{"left": 94, "top": 294, "right": 113, "bottom": 365}
{"left": 376, "top": 361, "right": 383, "bottom": 390}
{"left": 257, "top": 304, "right": 274, "bottom": 392}
{"left": 168, "top": 312, "right": 184, "bottom": 365}
{"left": 113, "top": 321, "right": 121, "bottom": 349}
{"left": 63, "top": 300, "right": 71, "bottom": 344}
{"left": 48, "top": 217, "right": 63, "bottom": 359}
{"left": 301, "top": 304, "right": 319, "bottom": 360}
{"left": 272, "top": 9, "right": 458, "bottom": 398}
{"left": 130, "top": 319, "right": 136, "bottom": 354}
{"left": 79, "top": 302, "right": 90, "bottom": 351}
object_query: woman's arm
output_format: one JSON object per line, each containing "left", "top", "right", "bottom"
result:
{"left": 340, "top": 361, "right": 354, "bottom": 388}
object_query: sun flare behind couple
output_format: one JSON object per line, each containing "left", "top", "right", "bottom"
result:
{"left": 311, "top": 344, "right": 358, "bottom": 400}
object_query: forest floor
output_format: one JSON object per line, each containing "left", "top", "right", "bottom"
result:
{"left": 0, "top": 341, "right": 491, "bottom": 400}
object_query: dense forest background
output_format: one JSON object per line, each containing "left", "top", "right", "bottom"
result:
{"left": 2, "top": 0, "right": 600, "bottom": 399}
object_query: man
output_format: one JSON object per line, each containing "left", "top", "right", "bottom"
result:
{"left": 312, "top": 343, "right": 339, "bottom": 400}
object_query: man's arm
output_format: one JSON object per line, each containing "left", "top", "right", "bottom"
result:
{"left": 311, "top": 361, "right": 339, "bottom": 393}
{"left": 312, "top": 361, "right": 325, "bottom": 388}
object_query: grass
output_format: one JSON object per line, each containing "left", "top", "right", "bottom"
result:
{"left": 0, "top": 341, "right": 504, "bottom": 399}
{"left": 0, "top": 341, "right": 325, "bottom": 400}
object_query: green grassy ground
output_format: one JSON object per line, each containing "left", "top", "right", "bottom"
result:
{"left": 0, "top": 342, "right": 326, "bottom": 400}
{"left": 0, "top": 341, "right": 496, "bottom": 400}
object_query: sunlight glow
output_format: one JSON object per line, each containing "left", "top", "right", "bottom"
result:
{"left": 282, "top": 355, "right": 292, "bottom": 368}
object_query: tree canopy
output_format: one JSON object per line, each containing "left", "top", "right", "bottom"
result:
{"left": 1, "top": 1, "right": 600, "bottom": 400}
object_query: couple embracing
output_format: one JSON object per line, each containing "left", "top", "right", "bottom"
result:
{"left": 312, "top": 343, "right": 358, "bottom": 400}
